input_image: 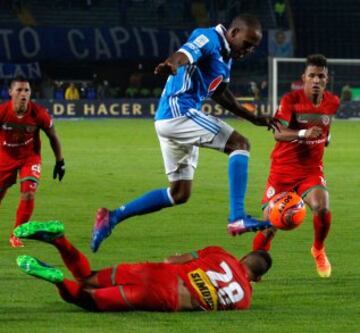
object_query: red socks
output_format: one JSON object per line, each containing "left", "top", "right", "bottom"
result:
{"left": 52, "top": 236, "right": 92, "bottom": 280}
{"left": 57, "top": 279, "right": 97, "bottom": 311}
{"left": 252, "top": 211, "right": 331, "bottom": 252}
{"left": 313, "top": 211, "right": 331, "bottom": 250}
{"left": 15, "top": 199, "right": 34, "bottom": 228}
{"left": 252, "top": 231, "right": 273, "bottom": 251}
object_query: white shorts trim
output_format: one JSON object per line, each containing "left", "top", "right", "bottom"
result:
{"left": 155, "top": 114, "right": 234, "bottom": 181}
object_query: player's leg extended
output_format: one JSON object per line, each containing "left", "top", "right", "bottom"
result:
{"left": 15, "top": 181, "right": 37, "bottom": 228}
{"left": 11, "top": 159, "right": 41, "bottom": 247}
{"left": 253, "top": 204, "right": 277, "bottom": 251}
{"left": 15, "top": 221, "right": 92, "bottom": 280}
{"left": 10, "top": 180, "right": 37, "bottom": 247}
{"left": 226, "top": 131, "right": 250, "bottom": 221}
{"left": 303, "top": 187, "right": 332, "bottom": 278}
{"left": 224, "top": 131, "right": 271, "bottom": 234}
{"left": 91, "top": 187, "right": 175, "bottom": 252}
{"left": 55, "top": 264, "right": 178, "bottom": 311}
{"left": 90, "top": 264, "right": 179, "bottom": 311}
{"left": 16, "top": 255, "right": 97, "bottom": 310}
{"left": 91, "top": 120, "right": 197, "bottom": 252}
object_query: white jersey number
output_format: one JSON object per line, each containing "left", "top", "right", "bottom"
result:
{"left": 206, "top": 261, "right": 244, "bottom": 305}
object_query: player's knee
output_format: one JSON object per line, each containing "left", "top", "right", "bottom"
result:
{"left": 313, "top": 207, "right": 330, "bottom": 219}
{"left": 229, "top": 137, "right": 250, "bottom": 153}
{"left": 20, "top": 181, "right": 38, "bottom": 195}
{"left": 20, "top": 191, "right": 35, "bottom": 201}
{"left": 172, "top": 191, "right": 191, "bottom": 205}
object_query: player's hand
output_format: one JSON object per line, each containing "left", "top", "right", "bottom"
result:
{"left": 154, "top": 61, "right": 177, "bottom": 76}
{"left": 251, "top": 116, "right": 281, "bottom": 132}
{"left": 53, "top": 159, "right": 65, "bottom": 181}
{"left": 305, "top": 126, "right": 322, "bottom": 139}
{"left": 325, "top": 133, "right": 331, "bottom": 147}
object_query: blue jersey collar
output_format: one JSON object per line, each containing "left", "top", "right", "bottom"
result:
{"left": 215, "top": 24, "right": 231, "bottom": 56}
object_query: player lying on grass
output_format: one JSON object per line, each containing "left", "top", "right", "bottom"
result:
{"left": 15, "top": 221, "right": 272, "bottom": 312}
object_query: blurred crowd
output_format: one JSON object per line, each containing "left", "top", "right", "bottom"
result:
{"left": 0, "top": 73, "right": 163, "bottom": 101}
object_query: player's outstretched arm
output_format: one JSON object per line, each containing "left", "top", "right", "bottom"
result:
{"left": 274, "top": 123, "right": 323, "bottom": 142}
{"left": 44, "top": 126, "right": 65, "bottom": 181}
{"left": 212, "top": 85, "right": 279, "bottom": 131}
{"left": 154, "top": 52, "right": 190, "bottom": 76}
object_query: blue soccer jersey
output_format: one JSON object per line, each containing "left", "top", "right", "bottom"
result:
{"left": 155, "top": 25, "right": 233, "bottom": 120}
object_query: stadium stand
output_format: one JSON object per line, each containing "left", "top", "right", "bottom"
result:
{"left": 289, "top": 0, "right": 360, "bottom": 58}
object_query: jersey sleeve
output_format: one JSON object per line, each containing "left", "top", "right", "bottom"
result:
{"left": 178, "top": 29, "right": 214, "bottom": 64}
{"left": 275, "top": 93, "right": 295, "bottom": 127}
{"left": 36, "top": 105, "right": 53, "bottom": 130}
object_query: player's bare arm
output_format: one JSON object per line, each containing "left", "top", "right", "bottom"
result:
{"left": 164, "top": 252, "right": 196, "bottom": 264}
{"left": 212, "top": 84, "right": 278, "bottom": 131}
{"left": 274, "top": 122, "right": 323, "bottom": 141}
{"left": 154, "top": 52, "right": 190, "bottom": 76}
{"left": 43, "top": 126, "right": 65, "bottom": 181}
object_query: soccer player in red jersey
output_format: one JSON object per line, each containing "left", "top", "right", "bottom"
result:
{"left": 252, "top": 54, "right": 339, "bottom": 278}
{"left": 0, "top": 76, "right": 65, "bottom": 247}
{"left": 15, "top": 221, "right": 272, "bottom": 312}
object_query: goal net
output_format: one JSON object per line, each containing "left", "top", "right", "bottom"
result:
{"left": 268, "top": 57, "right": 360, "bottom": 118}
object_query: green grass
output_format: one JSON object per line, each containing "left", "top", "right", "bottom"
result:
{"left": 0, "top": 119, "right": 359, "bottom": 333}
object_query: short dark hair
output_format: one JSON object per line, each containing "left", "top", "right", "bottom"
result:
{"left": 9, "top": 75, "right": 29, "bottom": 88}
{"left": 244, "top": 250, "right": 272, "bottom": 277}
{"left": 230, "top": 14, "right": 262, "bottom": 31}
{"left": 305, "top": 54, "right": 327, "bottom": 69}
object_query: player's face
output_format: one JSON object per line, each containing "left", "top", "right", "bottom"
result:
{"left": 302, "top": 66, "right": 328, "bottom": 96}
{"left": 9, "top": 81, "right": 31, "bottom": 112}
{"left": 228, "top": 26, "right": 262, "bottom": 60}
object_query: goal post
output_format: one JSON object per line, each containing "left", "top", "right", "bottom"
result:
{"left": 269, "top": 57, "right": 360, "bottom": 115}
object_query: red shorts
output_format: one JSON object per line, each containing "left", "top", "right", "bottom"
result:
{"left": 0, "top": 154, "right": 41, "bottom": 192}
{"left": 96, "top": 262, "right": 179, "bottom": 311}
{"left": 261, "top": 169, "right": 327, "bottom": 207}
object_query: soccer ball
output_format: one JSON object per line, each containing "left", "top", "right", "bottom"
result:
{"left": 267, "top": 192, "right": 306, "bottom": 230}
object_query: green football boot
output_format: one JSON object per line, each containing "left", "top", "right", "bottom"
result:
{"left": 17, "top": 255, "right": 64, "bottom": 283}
{"left": 14, "top": 221, "right": 64, "bottom": 243}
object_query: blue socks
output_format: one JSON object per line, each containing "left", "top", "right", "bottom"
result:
{"left": 112, "top": 188, "right": 174, "bottom": 226}
{"left": 228, "top": 150, "right": 249, "bottom": 222}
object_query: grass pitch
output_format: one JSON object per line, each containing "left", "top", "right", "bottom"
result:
{"left": 0, "top": 119, "right": 359, "bottom": 333}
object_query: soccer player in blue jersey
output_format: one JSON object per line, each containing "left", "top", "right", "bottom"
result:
{"left": 91, "top": 15, "right": 277, "bottom": 252}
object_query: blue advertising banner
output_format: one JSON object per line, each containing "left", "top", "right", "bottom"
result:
{"left": 0, "top": 62, "right": 41, "bottom": 79}
{"left": 0, "top": 26, "right": 268, "bottom": 62}
{"left": 30, "top": 99, "right": 273, "bottom": 118}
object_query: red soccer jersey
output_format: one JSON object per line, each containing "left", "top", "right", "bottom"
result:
{"left": 270, "top": 89, "right": 339, "bottom": 176}
{"left": 0, "top": 100, "right": 53, "bottom": 160}
{"left": 176, "top": 246, "right": 252, "bottom": 311}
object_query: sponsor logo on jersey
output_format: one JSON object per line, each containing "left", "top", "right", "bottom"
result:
{"left": 193, "top": 35, "right": 209, "bottom": 48}
{"left": 184, "top": 42, "right": 197, "bottom": 51}
{"left": 266, "top": 186, "right": 276, "bottom": 198}
{"left": 188, "top": 268, "right": 218, "bottom": 310}
{"left": 208, "top": 75, "right": 223, "bottom": 93}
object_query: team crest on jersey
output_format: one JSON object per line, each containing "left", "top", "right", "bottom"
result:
{"left": 321, "top": 115, "right": 330, "bottom": 125}
{"left": 208, "top": 75, "right": 223, "bottom": 93}
{"left": 193, "top": 34, "right": 209, "bottom": 48}
{"left": 266, "top": 186, "right": 276, "bottom": 198}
